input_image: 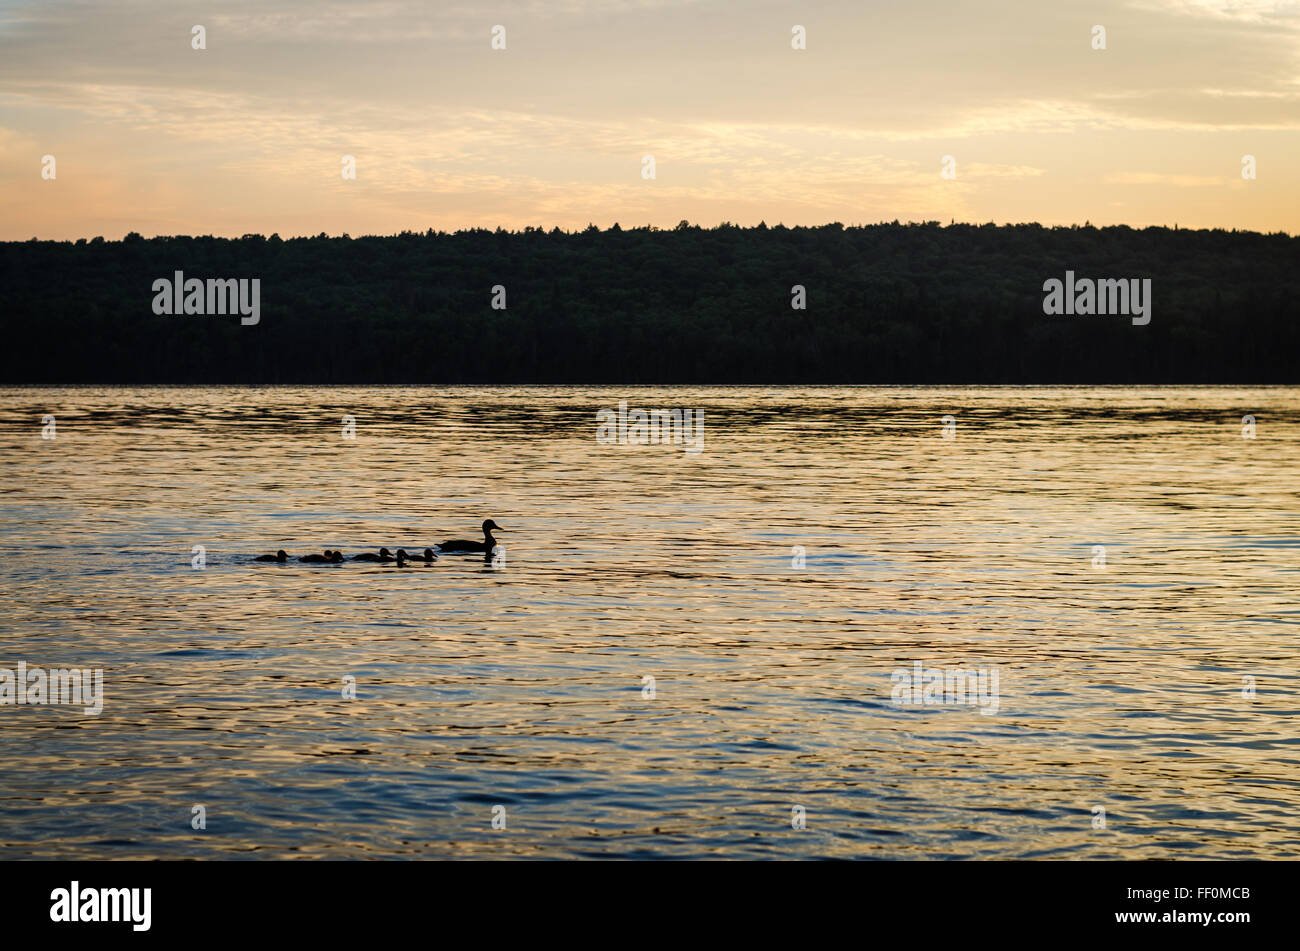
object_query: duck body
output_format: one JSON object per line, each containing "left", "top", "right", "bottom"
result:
{"left": 436, "top": 519, "right": 504, "bottom": 553}
{"left": 436, "top": 540, "right": 489, "bottom": 553}
{"left": 300, "top": 549, "right": 343, "bottom": 563}
{"left": 353, "top": 547, "right": 393, "bottom": 562}
{"left": 254, "top": 549, "right": 288, "bottom": 562}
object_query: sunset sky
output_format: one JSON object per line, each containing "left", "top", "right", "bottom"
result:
{"left": 1, "top": 0, "right": 1297, "bottom": 239}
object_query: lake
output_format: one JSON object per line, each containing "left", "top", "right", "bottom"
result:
{"left": 0, "top": 385, "right": 1297, "bottom": 858}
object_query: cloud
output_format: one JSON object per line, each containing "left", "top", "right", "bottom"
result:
{"left": 1136, "top": 0, "right": 1300, "bottom": 26}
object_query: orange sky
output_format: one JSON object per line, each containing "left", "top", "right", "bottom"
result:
{"left": 1, "top": 0, "right": 1297, "bottom": 239}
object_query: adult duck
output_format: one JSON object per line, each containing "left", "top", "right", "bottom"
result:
{"left": 435, "top": 520, "right": 504, "bottom": 553}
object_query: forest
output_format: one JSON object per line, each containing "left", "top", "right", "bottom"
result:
{"left": 1, "top": 221, "right": 1295, "bottom": 383}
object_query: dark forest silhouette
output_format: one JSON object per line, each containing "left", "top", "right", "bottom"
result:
{"left": 2, "top": 221, "right": 1296, "bottom": 383}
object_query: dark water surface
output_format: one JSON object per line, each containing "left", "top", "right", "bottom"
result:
{"left": 0, "top": 386, "right": 1297, "bottom": 858}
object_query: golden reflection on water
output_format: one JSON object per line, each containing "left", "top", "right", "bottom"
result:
{"left": 0, "top": 386, "right": 1297, "bottom": 858}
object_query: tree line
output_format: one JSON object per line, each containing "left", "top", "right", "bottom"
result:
{"left": 1, "top": 221, "right": 1295, "bottom": 383}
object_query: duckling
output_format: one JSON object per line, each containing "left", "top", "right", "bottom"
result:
{"left": 300, "top": 549, "right": 335, "bottom": 563}
{"left": 352, "top": 547, "right": 393, "bottom": 562}
{"left": 254, "top": 549, "right": 288, "bottom": 562}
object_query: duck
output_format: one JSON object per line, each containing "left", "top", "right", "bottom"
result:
{"left": 300, "top": 549, "right": 343, "bottom": 563}
{"left": 414, "top": 548, "right": 437, "bottom": 563}
{"left": 436, "top": 519, "right": 504, "bottom": 553}
{"left": 352, "top": 547, "right": 393, "bottom": 562}
{"left": 394, "top": 549, "right": 410, "bottom": 567}
{"left": 254, "top": 549, "right": 289, "bottom": 562}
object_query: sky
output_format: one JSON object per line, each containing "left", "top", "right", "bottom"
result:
{"left": 1, "top": 0, "right": 1297, "bottom": 239}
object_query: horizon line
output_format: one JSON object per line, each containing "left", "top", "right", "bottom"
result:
{"left": 7, "top": 219, "right": 1298, "bottom": 244}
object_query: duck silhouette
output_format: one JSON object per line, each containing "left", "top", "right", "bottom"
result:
{"left": 436, "top": 520, "right": 504, "bottom": 554}
{"left": 254, "top": 549, "right": 288, "bottom": 562}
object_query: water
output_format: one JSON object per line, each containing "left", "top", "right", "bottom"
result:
{"left": 0, "top": 386, "right": 1297, "bottom": 859}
